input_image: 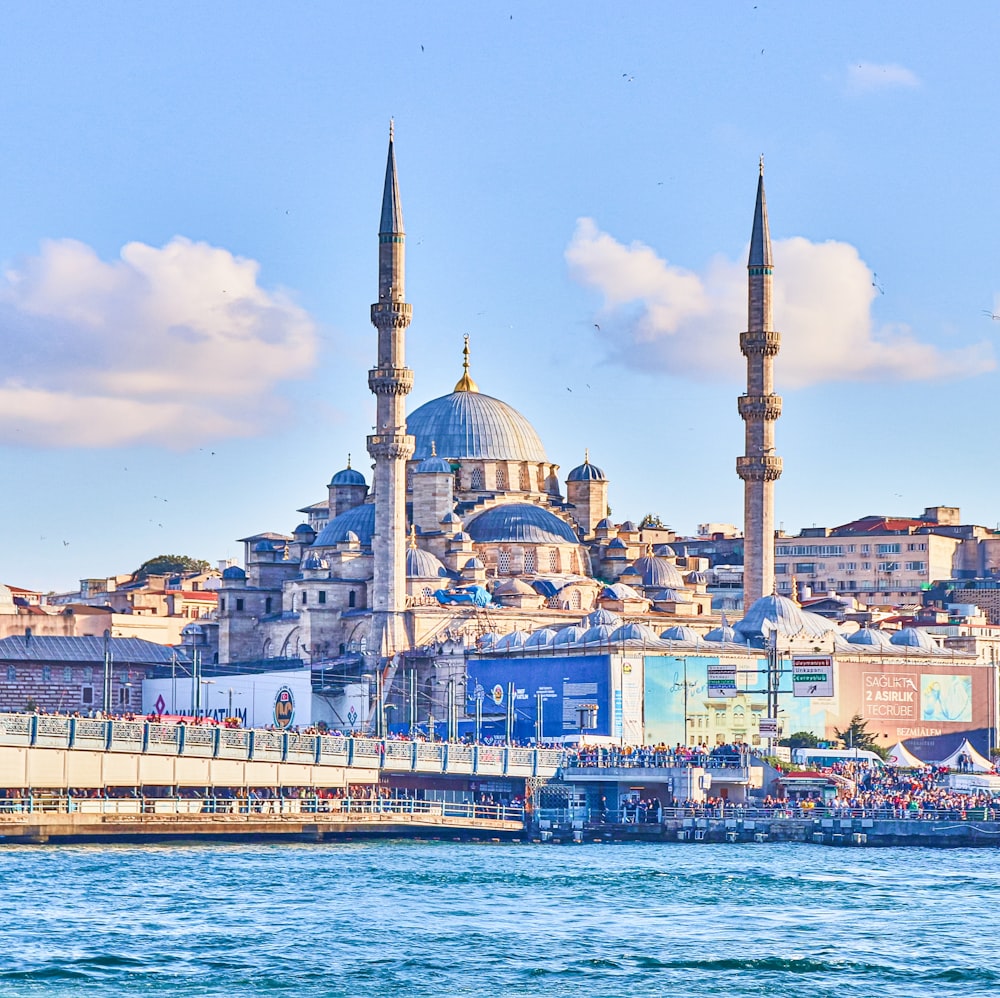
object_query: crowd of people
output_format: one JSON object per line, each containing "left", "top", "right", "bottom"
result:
{"left": 566, "top": 742, "right": 750, "bottom": 769}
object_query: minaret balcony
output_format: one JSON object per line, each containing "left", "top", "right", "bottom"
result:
{"left": 368, "top": 367, "right": 414, "bottom": 396}
{"left": 371, "top": 301, "right": 413, "bottom": 328}
{"left": 737, "top": 394, "right": 782, "bottom": 421}
{"left": 739, "top": 330, "right": 781, "bottom": 356}
{"left": 367, "top": 432, "right": 416, "bottom": 461}
{"left": 736, "top": 455, "right": 783, "bottom": 482}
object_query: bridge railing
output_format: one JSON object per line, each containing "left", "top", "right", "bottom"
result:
{"left": 0, "top": 713, "right": 565, "bottom": 777}
{"left": 0, "top": 794, "right": 524, "bottom": 823}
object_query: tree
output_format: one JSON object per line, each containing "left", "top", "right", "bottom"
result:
{"left": 779, "top": 730, "right": 820, "bottom": 750}
{"left": 639, "top": 512, "right": 667, "bottom": 529}
{"left": 133, "top": 554, "right": 211, "bottom": 579}
{"left": 834, "top": 714, "right": 881, "bottom": 753}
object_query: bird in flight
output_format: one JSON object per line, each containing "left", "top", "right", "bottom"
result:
{"left": 872, "top": 273, "right": 885, "bottom": 295}
{"left": 981, "top": 309, "right": 1000, "bottom": 320}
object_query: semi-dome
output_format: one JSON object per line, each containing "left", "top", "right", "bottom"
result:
{"left": 890, "top": 627, "right": 936, "bottom": 651}
{"left": 630, "top": 555, "right": 685, "bottom": 589}
{"left": 406, "top": 391, "right": 548, "bottom": 462}
{"left": 221, "top": 565, "right": 246, "bottom": 581}
{"left": 330, "top": 465, "right": 367, "bottom": 487}
{"left": 466, "top": 503, "right": 578, "bottom": 545}
{"left": 661, "top": 625, "right": 702, "bottom": 643}
{"left": 313, "top": 503, "right": 375, "bottom": 547}
{"left": 847, "top": 626, "right": 894, "bottom": 649}
{"left": 406, "top": 547, "right": 448, "bottom": 579}
{"left": 566, "top": 455, "right": 607, "bottom": 482}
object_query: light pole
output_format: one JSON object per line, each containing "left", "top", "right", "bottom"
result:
{"left": 226, "top": 687, "right": 243, "bottom": 719}
{"left": 536, "top": 690, "right": 545, "bottom": 744}
{"left": 200, "top": 679, "right": 216, "bottom": 718}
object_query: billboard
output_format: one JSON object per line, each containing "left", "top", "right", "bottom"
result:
{"left": 467, "top": 656, "right": 611, "bottom": 740}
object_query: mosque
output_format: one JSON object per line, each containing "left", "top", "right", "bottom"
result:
{"left": 192, "top": 129, "right": 991, "bottom": 759}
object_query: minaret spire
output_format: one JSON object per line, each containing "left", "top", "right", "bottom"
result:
{"left": 454, "top": 334, "right": 479, "bottom": 392}
{"left": 368, "top": 122, "right": 415, "bottom": 659}
{"left": 737, "top": 159, "right": 782, "bottom": 605}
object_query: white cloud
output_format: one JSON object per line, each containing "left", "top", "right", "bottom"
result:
{"left": 847, "top": 61, "right": 920, "bottom": 95}
{"left": 566, "top": 218, "right": 994, "bottom": 388}
{"left": 0, "top": 237, "right": 318, "bottom": 447}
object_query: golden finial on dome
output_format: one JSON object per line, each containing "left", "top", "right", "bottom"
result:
{"left": 430, "top": 440, "right": 437, "bottom": 456}
{"left": 584, "top": 447, "right": 590, "bottom": 464}
{"left": 409, "top": 524, "right": 418, "bottom": 549}
{"left": 454, "top": 334, "right": 480, "bottom": 392}
{"left": 346, "top": 453, "right": 352, "bottom": 469}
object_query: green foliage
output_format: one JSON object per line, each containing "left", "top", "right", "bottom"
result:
{"left": 639, "top": 512, "right": 666, "bottom": 529}
{"left": 134, "top": 554, "right": 211, "bottom": 579}
{"left": 779, "top": 730, "right": 820, "bottom": 749}
{"left": 834, "top": 714, "right": 883, "bottom": 755}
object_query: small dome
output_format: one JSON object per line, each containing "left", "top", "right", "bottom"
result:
{"left": 494, "top": 630, "right": 530, "bottom": 652}
{"left": 452, "top": 531, "right": 472, "bottom": 542}
{"left": 416, "top": 454, "right": 452, "bottom": 475}
{"left": 630, "top": 555, "right": 685, "bottom": 589}
{"left": 847, "top": 626, "right": 894, "bottom": 649}
{"left": 581, "top": 623, "right": 615, "bottom": 646}
{"left": 524, "top": 627, "right": 558, "bottom": 648}
{"left": 566, "top": 457, "right": 607, "bottom": 483}
{"left": 293, "top": 523, "right": 315, "bottom": 536}
{"left": 330, "top": 466, "right": 367, "bottom": 487}
{"left": 552, "top": 624, "right": 588, "bottom": 646}
{"left": 596, "top": 518, "right": 613, "bottom": 530}
{"left": 685, "top": 571, "right": 708, "bottom": 585}
{"left": 704, "top": 623, "right": 737, "bottom": 643}
{"left": 253, "top": 540, "right": 276, "bottom": 553}
{"left": 314, "top": 503, "right": 375, "bottom": 547}
{"left": 466, "top": 503, "right": 579, "bottom": 545}
{"left": 440, "top": 511, "right": 461, "bottom": 524}
{"left": 608, "top": 538, "right": 627, "bottom": 550}
{"left": 181, "top": 623, "right": 204, "bottom": 637}
{"left": 610, "top": 622, "right": 659, "bottom": 644}
{"left": 602, "top": 583, "right": 642, "bottom": 600}
{"left": 463, "top": 557, "right": 485, "bottom": 570}
{"left": 890, "top": 627, "right": 936, "bottom": 651}
{"left": 494, "top": 578, "right": 538, "bottom": 596}
{"left": 735, "top": 593, "right": 808, "bottom": 643}
{"left": 478, "top": 633, "right": 498, "bottom": 650}
{"left": 655, "top": 544, "right": 677, "bottom": 557}
{"left": 654, "top": 588, "right": 691, "bottom": 603}
{"left": 661, "top": 625, "right": 702, "bottom": 643}
{"left": 221, "top": 565, "right": 246, "bottom": 581}
{"left": 302, "top": 554, "right": 328, "bottom": 571}
{"left": 620, "top": 520, "right": 638, "bottom": 532}
{"left": 582, "top": 607, "right": 622, "bottom": 627}
{"left": 406, "top": 547, "right": 448, "bottom": 579}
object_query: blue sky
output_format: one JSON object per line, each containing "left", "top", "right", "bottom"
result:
{"left": 3, "top": 2, "right": 1000, "bottom": 591}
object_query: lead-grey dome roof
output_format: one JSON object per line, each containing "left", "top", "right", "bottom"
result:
{"left": 313, "top": 503, "right": 375, "bottom": 547}
{"left": 406, "top": 391, "right": 548, "bottom": 462}
{"left": 466, "top": 503, "right": 578, "bottom": 545}
{"left": 566, "top": 459, "right": 606, "bottom": 482}
{"left": 630, "top": 555, "right": 685, "bottom": 589}
{"left": 330, "top": 466, "right": 367, "bottom": 487}
{"left": 406, "top": 547, "right": 448, "bottom": 579}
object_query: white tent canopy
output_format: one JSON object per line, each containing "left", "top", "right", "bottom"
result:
{"left": 935, "top": 738, "right": 994, "bottom": 773}
{"left": 885, "top": 741, "right": 924, "bottom": 768}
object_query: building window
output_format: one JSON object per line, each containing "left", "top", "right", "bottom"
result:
{"left": 302, "top": 591, "right": 308, "bottom": 605}
{"left": 81, "top": 686, "right": 94, "bottom": 705}
{"left": 519, "top": 466, "right": 530, "bottom": 490}
{"left": 83, "top": 666, "right": 94, "bottom": 682}
{"left": 496, "top": 467, "right": 507, "bottom": 490}
{"left": 349, "top": 590, "right": 356, "bottom": 608}
{"left": 42, "top": 666, "right": 51, "bottom": 682}
{"left": 470, "top": 468, "right": 483, "bottom": 490}
{"left": 118, "top": 687, "right": 130, "bottom": 707}
{"left": 64, "top": 666, "right": 72, "bottom": 682}
{"left": 6, "top": 666, "right": 14, "bottom": 682}
{"left": 524, "top": 549, "right": 535, "bottom": 573}
{"left": 774, "top": 565, "right": 788, "bottom": 575}
{"left": 318, "top": 591, "right": 326, "bottom": 604}
{"left": 549, "top": 549, "right": 559, "bottom": 572}
{"left": 498, "top": 550, "right": 511, "bottom": 574}
{"left": 220, "top": 597, "right": 226, "bottom": 612}
{"left": 571, "top": 590, "right": 582, "bottom": 610}
{"left": 236, "top": 598, "right": 244, "bottom": 612}
{"left": 422, "top": 586, "right": 433, "bottom": 598}
{"left": 265, "top": 597, "right": 272, "bottom": 614}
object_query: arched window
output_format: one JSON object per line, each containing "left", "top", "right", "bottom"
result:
{"left": 498, "top": 550, "right": 511, "bottom": 574}
{"left": 348, "top": 590, "right": 357, "bottom": 608}
{"left": 470, "top": 468, "right": 483, "bottom": 490}
{"left": 571, "top": 589, "right": 582, "bottom": 610}
{"left": 406, "top": 468, "right": 414, "bottom": 493}
{"left": 496, "top": 466, "right": 507, "bottom": 490}
{"left": 519, "top": 465, "right": 530, "bottom": 491}
{"left": 523, "top": 549, "right": 535, "bottom": 573}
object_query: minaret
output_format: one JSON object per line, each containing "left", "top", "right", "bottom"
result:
{"left": 737, "top": 158, "right": 782, "bottom": 605}
{"left": 367, "top": 121, "right": 415, "bottom": 657}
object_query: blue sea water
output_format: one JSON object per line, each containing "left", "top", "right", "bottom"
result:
{"left": 0, "top": 840, "right": 997, "bottom": 997}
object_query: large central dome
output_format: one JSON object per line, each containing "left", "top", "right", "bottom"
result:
{"left": 407, "top": 391, "right": 548, "bottom": 463}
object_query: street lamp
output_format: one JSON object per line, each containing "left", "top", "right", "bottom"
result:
{"left": 200, "top": 679, "right": 216, "bottom": 718}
